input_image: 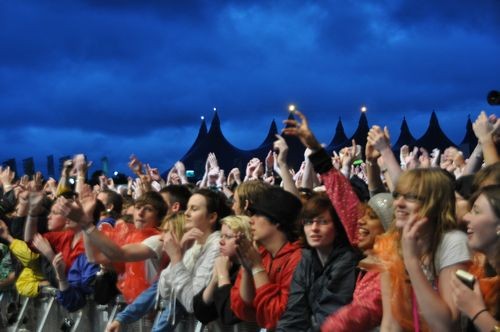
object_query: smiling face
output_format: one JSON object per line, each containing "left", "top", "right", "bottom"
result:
{"left": 357, "top": 206, "right": 385, "bottom": 253}
{"left": 464, "top": 194, "right": 500, "bottom": 255}
{"left": 392, "top": 190, "right": 423, "bottom": 229}
{"left": 302, "top": 210, "right": 336, "bottom": 251}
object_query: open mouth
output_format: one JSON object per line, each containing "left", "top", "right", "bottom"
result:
{"left": 358, "top": 227, "right": 369, "bottom": 239}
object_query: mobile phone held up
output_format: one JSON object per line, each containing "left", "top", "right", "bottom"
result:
{"left": 455, "top": 269, "right": 475, "bottom": 289}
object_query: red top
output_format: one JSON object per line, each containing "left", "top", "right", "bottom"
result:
{"left": 320, "top": 165, "right": 383, "bottom": 331}
{"left": 321, "top": 270, "right": 382, "bottom": 331}
{"left": 43, "top": 230, "right": 85, "bottom": 273}
{"left": 320, "top": 167, "right": 361, "bottom": 246}
{"left": 230, "top": 241, "right": 302, "bottom": 330}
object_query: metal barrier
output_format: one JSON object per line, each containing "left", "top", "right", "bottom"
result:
{"left": 3, "top": 290, "right": 213, "bottom": 332}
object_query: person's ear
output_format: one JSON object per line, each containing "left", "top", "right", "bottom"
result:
{"left": 208, "top": 212, "right": 218, "bottom": 226}
{"left": 171, "top": 202, "right": 181, "bottom": 213}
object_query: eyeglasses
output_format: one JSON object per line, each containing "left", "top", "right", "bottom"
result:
{"left": 220, "top": 233, "right": 236, "bottom": 240}
{"left": 392, "top": 191, "right": 423, "bottom": 203}
{"left": 301, "top": 217, "right": 331, "bottom": 226}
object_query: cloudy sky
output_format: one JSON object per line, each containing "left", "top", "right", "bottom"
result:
{"left": 1, "top": 0, "right": 499, "bottom": 176}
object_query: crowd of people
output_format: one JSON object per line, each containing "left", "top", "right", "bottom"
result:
{"left": 0, "top": 110, "right": 498, "bottom": 332}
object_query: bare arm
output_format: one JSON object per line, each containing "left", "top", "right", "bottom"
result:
{"left": 473, "top": 111, "right": 500, "bottom": 165}
{"left": 86, "top": 229, "right": 156, "bottom": 262}
{"left": 24, "top": 192, "right": 45, "bottom": 242}
{"left": 367, "top": 126, "right": 402, "bottom": 187}
{"left": 380, "top": 271, "right": 403, "bottom": 332}
{"left": 274, "top": 135, "right": 300, "bottom": 197}
{"left": 365, "top": 140, "right": 385, "bottom": 195}
{"left": 463, "top": 143, "right": 483, "bottom": 175}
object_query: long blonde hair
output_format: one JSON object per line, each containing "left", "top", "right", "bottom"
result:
{"left": 394, "top": 168, "right": 457, "bottom": 276}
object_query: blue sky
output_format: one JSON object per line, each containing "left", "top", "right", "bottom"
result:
{"left": 1, "top": 0, "right": 499, "bottom": 176}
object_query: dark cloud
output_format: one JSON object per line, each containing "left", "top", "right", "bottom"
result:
{"left": 0, "top": 1, "right": 498, "bottom": 173}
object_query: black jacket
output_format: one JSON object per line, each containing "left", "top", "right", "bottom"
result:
{"left": 276, "top": 245, "right": 359, "bottom": 332}
{"left": 193, "top": 263, "right": 241, "bottom": 325}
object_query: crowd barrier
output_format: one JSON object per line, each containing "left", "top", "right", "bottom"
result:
{"left": 1, "top": 288, "right": 256, "bottom": 332}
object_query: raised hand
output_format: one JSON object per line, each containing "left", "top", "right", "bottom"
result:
{"left": 216, "top": 169, "right": 226, "bottom": 189}
{"left": 174, "top": 161, "right": 188, "bottom": 184}
{"left": 400, "top": 145, "right": 410, "bottom": 168}
{"left": 28, "top": 192, "right": 46, "bottom": 217}
{"left": 162, "top": 230, "right": 185, "bottom": 264}
{"left": 61, "top": 159, "right": 74, "bottom": 178}
{"left": 179, "top": 227, "right": 204, "bottom": 253}
{"left": 365, "top": 139, "right": 381, "bottom": 163}
{"left": 33, "top": 233, "right": 56, "bottom": 261}
{"left": 273, "top": 134, "right": 289, "bottom": 166}
{"left": 167, "top": 166, "right": 180, "bottom": 185}
{"left": 401, "top": 214, "right": 428, "bottom": 265}
{"left": 245, "top": 158, "right": 261, "bottom": 181}
{"left": 206, "top": 153, "right": 220, "bottom": 175}
{"left": 473, "top": 111, "right": 499, "bottom": 142}
{"left": 99, "top": 175, "right": 109, "bottom": 191}
{"left": 404, "top": 146, "right": 419, "bottom": 170}
{"left": 0, "top": 166, "right": 15, "bottom": 190}
{"left": 430, "top": 148, "right": 441, "bottom": 167}
{"left": 128, "top": 155, "right": 144, "bottom": 176}
{"left": 419, "top": 147, "right": 431, "bottom": 168}
{"left": 145, "top": 163, "right": 161, "bottom": 182}
{"left": 235, "top": 234, "right": 262, "bottom": 273}
{"left": 341, "top": 139, "right": 357, "bottom": 169}
{"left": 265, "top": 150, "right": 274, "bottom": 173}
{"left": 282, "top": 110, "right": 321, "bottom": 150}
{"left": 52, "top": 252, "right": 67, "bottom": 281}
{"left": 367, "top": 125, "right": 391, "bottom": 153}
{"left": 73, "top": 154, "right": 92, "bottom": 175}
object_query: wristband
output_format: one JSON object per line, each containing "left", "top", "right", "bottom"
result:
{"left": 251, "top": 267, "right": 265, "bottom": 277}
{"left": 83, "top": 224, "right": 96, "bottom": 235}
{"left": 471, "top": 308, "right": 488, "bottom": 324}
{"left": 218, "top": 274, "right": 229, "bottom": 281}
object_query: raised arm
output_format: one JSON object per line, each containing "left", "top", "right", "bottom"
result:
{"left": 24, "top": 192, "right": 46, "bottom": 242}
{"left": 473, "top": 111, "right": 499, "bottom": 165}
{"left": 367, "top": 125, "right": 401, "bottom": 188}
{"left": 365, "top": 139, "right": 385, "bottom": 196}
{"left": 273, "top": 135, "right": 300, "bottom": 197}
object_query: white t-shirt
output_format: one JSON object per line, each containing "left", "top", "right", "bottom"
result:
{"left": 434, "top": 230, "right": 471, "bottom": 272}
{"left": 141, "top": 234, "right": 163, "bottom": 283}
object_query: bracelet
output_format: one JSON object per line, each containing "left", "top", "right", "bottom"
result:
{"left": 491, "top": 325, "right": 500, "bottom": 332}
{"left": 218, "top": 274, "right": 229, "bottom": 281}
{"left": 471, "top": 308, "right": 488, "bottom": 324}
{"left": 251, "top": 267, "right": 265, "bottom": 277}
{"left": 83, "top": 225, "right": 96, "bottom": 235}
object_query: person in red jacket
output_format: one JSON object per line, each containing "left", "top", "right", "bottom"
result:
{"left": 231, "top": 186, "right": 302, "bottom": 330}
